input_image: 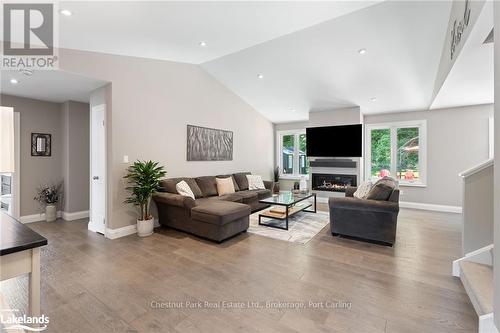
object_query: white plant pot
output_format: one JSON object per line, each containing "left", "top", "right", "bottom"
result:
{"left": 137, "top": 218, "right": 154, "bottom": 237}
{"left": 45, "top": 204, "right": 57, "bottom": 222}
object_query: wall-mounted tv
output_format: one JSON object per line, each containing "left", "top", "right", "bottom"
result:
{"left": 306, "top": 124, "right": 362, "bottom": 157}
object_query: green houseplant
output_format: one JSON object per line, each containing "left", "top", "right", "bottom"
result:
{"left": 34, "top": 182, "right": 63, "bottom": 222}
{"left": 123, "top": 160, "right": 166, "bottom": 237}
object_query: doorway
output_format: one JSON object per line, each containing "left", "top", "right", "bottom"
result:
{"left": 0, "top": 108, "right": 20, "bottom": 220}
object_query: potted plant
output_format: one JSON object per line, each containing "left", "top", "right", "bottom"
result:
{"left": 34, "top": 182, "right": 63, "bottom": 222}
{"left": 123, "top": 160, "right": 166, "bottom": 237}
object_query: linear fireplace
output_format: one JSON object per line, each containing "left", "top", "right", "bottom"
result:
{"left": 312, "top": 173, "right": 357, "bottom": 192}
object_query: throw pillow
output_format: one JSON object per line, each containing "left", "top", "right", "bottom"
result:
{"left": 354, "top": 181, "right": 372, "bottom": 199}
{"left": 246, "top": 175, "right": 265, "bottom": 190}
{"left": 216, "top": 177, "right": 236, "bottom": 196}
{"left": 176, "top": 180, "right": 195, "bottom": 200}
{"left": 366, "top": 177, "right": 397, "bottom": 201}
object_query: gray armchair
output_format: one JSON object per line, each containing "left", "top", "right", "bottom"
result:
{"left": 329, "top": 186, "right": 400, "bottom": 246}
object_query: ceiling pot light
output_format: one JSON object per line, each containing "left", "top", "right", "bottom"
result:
{"left": 289, "top": 108, "right": 297, "bottom": 113}
{"left": 358, "top": 48, "right": 367, "bottom": 55}
{"left": 19, "top": 68, "right": 34, "bottom": 76}
{"left": 10, "top": 78, "right": 19, "bottom": 85}
{"left": 198, "top": 41, "right": 207, "bottom": 47}
{"left": 370, "top": 97, "right": 377, "bottom": 102}
{"left": 60, "top": 9, "right": 73, "bottom": 16}
{"left": 257, "top": 74, "right": 264, "bottom": 79}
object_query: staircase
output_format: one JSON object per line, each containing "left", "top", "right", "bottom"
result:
{"left": 454, "top": 159, "right": 496, "bottom": 333}
{"left": 453, "top": 245, "right": 496, "bottom": 332}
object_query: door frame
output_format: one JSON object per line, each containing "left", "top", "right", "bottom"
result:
{"left": 12, "top": 112, "right": 20, "bottom": 220}
{"left": 88, "top": 104, "right": 107, "bottom": 235}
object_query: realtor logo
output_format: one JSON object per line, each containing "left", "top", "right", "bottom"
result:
{"left": 2, "top": 2, "right": 58, "bottom": 69}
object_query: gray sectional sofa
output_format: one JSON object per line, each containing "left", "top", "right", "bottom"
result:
{"left": 153, "top": 172, "right": 273, "bottom": 242}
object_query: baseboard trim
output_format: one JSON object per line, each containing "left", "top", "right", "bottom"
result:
{"left": 20, "top": 210, "right": 89, "bottom": 223}
{"left": 400, "top": 201, "right": 462, "bottom": 214}
{"left": 105, "top": 224, "right": 137, "bottom": 239}
{"left": 62, "top": 210, "right": 89, "bottom": 221}
{"left": 20, "top": 211, "right": 62, "bottom": 223}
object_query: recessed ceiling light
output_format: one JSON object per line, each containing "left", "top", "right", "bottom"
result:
{"left": 10, "top": 78, "right": 19, "bottom": 85}
{"left": 289, "top": 108, "right": 296, "bottom": 113}
{"left": 198, "top": 41, "right": 207, "bottom": 47}
{"left": 60, "top": 9, "right": 73, "bottom": 16}
{"left": 257, "top": 74, "right": 264, "bottom": 79}
{"left": 370, "top": 97, "right": 377, "bottom": 102}
{"left": 358, "top": 48, "right": 367, "bottom": 55}
{"left": 19, "top": 68, "right": 34, "bottom": 76}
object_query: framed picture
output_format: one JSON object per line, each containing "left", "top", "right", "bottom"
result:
{"left": 187, "top": 125, "right": 233, "bottom": 161}
{"left": 31, "top": 133, "right": 52, "bottom": 156}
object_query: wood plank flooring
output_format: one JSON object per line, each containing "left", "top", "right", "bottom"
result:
{"left": 1, "top": 206, "right": 477, "bottom": 332}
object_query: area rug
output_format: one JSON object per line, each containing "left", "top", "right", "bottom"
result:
{"left": 248, "top": 211, "right": 329, "bottom": 244}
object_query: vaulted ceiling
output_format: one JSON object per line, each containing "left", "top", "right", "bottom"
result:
{"left": 1, "top": 1, "right": 494, "bottom": 122}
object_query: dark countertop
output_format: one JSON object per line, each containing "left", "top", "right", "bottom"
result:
{"left": 1, "top": 212, "right": 47, "bottom": 256}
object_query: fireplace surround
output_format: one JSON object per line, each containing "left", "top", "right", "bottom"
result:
{"left": 312, "top": 173, "right": 357, "bottom": 193}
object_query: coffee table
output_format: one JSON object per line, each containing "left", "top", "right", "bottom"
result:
{"left": 258, "top": 192, "right": 317, "bottom": 230}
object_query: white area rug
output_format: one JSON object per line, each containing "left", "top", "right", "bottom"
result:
{"left": 248, "top": 210, "right": 329, "bottom": 244}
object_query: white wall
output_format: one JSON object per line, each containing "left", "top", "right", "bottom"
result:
{"left": 365, "top": 104, "right": 493, "bottom": 207}
{"left": 493, "top": 0, "right": 500, "bottom": 328}
{"left": 59, "top": 49, "right": 274, "bottom": 230}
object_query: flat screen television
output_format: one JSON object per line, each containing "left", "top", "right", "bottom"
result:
{"left": 306, "top": 124, "right": 362, "bottom": 157}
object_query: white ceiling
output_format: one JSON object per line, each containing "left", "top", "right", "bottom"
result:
{"left": 59, "top": 1, "right": 381, "bottom": 64}
{"left": 430, "top": 1, "right": 494, "bottom": 110}
{"left": 2, "top": 1, "right": 493, "bottom": 122}
{"left": 202, "top": 1, "right": 453, "bottom": 123}
{"left": 0, "top": 70, "right": 106, "bottom": 103}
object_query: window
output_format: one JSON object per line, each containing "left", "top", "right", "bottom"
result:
{"left": 277, "top": 130, "right": 308, "bottom": 178}
{"left": 366, "top": 121, "right": 426, "bottom": 186}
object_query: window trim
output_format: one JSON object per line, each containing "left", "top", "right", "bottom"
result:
{"left": 276, "top": 129, "right": 309, "bottom": 180}
{"left": 365, "top": 120, "right": 427, "bottom": 187}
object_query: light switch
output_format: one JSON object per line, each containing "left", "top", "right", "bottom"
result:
{"left": 123, "top": 155, "right": 129, "bottom": 163}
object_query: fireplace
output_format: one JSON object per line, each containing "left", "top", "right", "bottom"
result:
{"left": 312, "top": 173, "right": 357, "bottom": 192}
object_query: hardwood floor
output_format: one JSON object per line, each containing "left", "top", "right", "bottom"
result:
{"left": 1, "top": 206, "right": 477, "bottom": 332}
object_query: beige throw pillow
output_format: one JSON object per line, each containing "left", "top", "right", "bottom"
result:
{"left": 176, "top": 180, "right": 195, "bottom": 200}
{"left": 354, "top": 181, "right": 372, "bottom": 199}
{"left": 246, "top": 175, "right": 265, "bottom": 190}
{"left": 216, "top": 177, "right": 235, "bottom": 196}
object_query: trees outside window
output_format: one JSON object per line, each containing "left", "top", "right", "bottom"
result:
{"left": 277, "top": 130, "right": 308, "bottom": 178}
{"left": 366, "top": 121, "right": 426, "bottom": 186}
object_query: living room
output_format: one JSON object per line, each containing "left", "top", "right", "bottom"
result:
{"left": 0, "top": 1, "right": 499, "bottom": 332}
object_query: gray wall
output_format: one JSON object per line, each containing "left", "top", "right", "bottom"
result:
{"left": 1, "top": 94, "right": 63, "bottom": 216}
{"left": 365, "top": 104, "right": 493, "bottom": 207}
{"left": 59, "top": 48, "right": 275, "bottom": 230}
{"left": 61, "top": 101, "right": 90, "bottom": 213}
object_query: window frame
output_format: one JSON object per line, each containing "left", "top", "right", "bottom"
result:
{"left": 365, "top": 120, "right": 427, "bottom": 187}
{"left": 276, "top": 129, "right": 308, "bottom": 180}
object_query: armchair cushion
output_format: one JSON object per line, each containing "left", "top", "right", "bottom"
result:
{"left": 366, "top": 177, "right": 397, "bottom": 201}
{"left": 329, "top": 197, "right": 399, "bottom": 213}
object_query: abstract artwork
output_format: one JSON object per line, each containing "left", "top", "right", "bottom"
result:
{"left": 187, "top": 125, "right": 233, "bottom": 161}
